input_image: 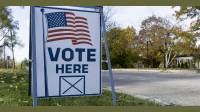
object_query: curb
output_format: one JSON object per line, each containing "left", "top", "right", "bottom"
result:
{"left": 102, "top": 69, "right": 198, "bottom": 73}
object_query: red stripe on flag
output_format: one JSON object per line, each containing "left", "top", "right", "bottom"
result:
{"left": 67, "top": 20, "right": 88, "bottom": 25}
{"left": 76, "top": 29, "right": 89, "bottom": 33}
{"left": 75, "top": 25, "right": 89, "bottom": 29}
{"left": 48, "top": 29, "right": 90, "bottom": 33}
{"left": 75, "top": 17, "right": 87, "bottom": 21}
{"left": 67, "top": 17, "right": 75, "bottom": 20}
{"left": 75, "top": 21, "right": 88, "bottom": 25}
{"left": 76, "top": 37, "right": 91, "bottom": 41}
{"left": 48, "top": 33, "right": 90, "bottom": 38}
{"left": 47, "top": 37, "right": 92, "bottom": 42}
{"left": 72, "top": 41, "right": 92, "bottom": 45}
{"left": 66, "top": 12, "right": 75, "bottom": 16}
{"left": 47, "top": 37, "right": 76, "bottom": 42}
{"left": 48, "top": 29, "right": 76, "bottom": 33}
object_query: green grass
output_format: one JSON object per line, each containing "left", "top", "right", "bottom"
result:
{"left": 0, "top": 69, "right": 159, "bottom": 106}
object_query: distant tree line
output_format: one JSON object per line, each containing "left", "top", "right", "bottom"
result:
{"left": 0, "top": 7, "right": 22, "bottom": 69}
{"left": 103, "top": 7, "right": 200, "bottom": 69}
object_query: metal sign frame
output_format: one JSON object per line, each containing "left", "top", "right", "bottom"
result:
{"left": 30, "top": 6, "right": 116, "bottom": 106}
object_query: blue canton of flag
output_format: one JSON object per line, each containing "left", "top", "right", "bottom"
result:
{"left": 45, "top": 12, "right": 67, "bottom": 28}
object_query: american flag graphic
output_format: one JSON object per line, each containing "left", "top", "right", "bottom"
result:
{"left": 45, "top": 12, "right": 92, "bottom": 45}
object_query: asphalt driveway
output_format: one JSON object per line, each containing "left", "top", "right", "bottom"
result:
{"left": 103, "top": 70, "right": 200, "bottom": 106}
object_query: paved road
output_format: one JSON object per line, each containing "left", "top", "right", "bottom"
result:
{"left": 103, "top": 71, "right": 200, "bottom": 106}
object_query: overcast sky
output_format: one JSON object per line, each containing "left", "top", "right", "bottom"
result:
{"left": 8, "top": 6, "right": 190, "bottom": 62}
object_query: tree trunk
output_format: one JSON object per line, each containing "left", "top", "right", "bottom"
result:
{"left": 163, "top": 53, "right": 166, "bottom": 69}
{"left": 10, "top": 31, "right": 15, "bottom": 69}
{"left": 3, "top": 44, "right": 6, "bottom": 68}
{"left": 11, "top": 46, "right": 15, "bottom": 69}
{"left": 165, "top": 53, "right": 168, "bottom": 68}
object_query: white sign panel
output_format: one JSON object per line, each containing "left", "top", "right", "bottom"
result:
{"left": 31, "top": 6, "right": 101, "bottom": 97}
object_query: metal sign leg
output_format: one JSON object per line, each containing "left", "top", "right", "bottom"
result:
{"left": 100, "top": 7, "right": 117, "bottom": 106}
{"left": 33, "top": 97, "right": 38, "bottom": 107}
{"left": 31, "top": 6, "right": 38, "bottom": 107}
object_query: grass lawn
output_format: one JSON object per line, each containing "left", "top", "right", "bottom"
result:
{"left": 0, "top": 69, "right": 159, "bottom": 106}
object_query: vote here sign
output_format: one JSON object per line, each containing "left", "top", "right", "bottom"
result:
{"left": 31, "top": 6, "right": 101, "bottom": 97}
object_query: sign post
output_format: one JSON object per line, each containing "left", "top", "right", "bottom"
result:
{"left": 100, "top": 7, "right": 117, "bottom": 106}
{"left": 30, "top": 6, "right": 38, "bottom": 107}
{"left": 30, "top": 6, "right": 116, "bottom": 106}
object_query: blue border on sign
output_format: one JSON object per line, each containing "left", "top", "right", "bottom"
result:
{"left": 32, "top": 6, "right": 102, "bottom": 98}
{"left": 40, "top": 8, "right": 49, "bottom": 97}
{"left": 99, "top": 9, "right": 102, "bottom": 95}
{"left": 35, "top": 6, "right": 101, "bottom": 13}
